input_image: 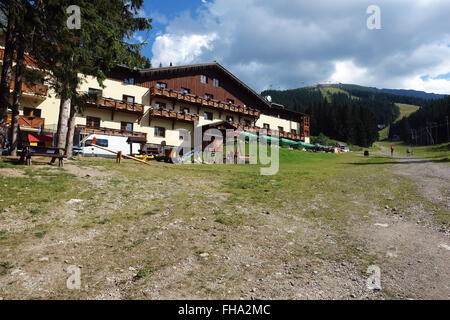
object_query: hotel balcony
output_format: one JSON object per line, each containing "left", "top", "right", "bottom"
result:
{"left": 86, "top": 97, "right": 145, "bottom": 116}
{"left": 148, "top": 107, "right": 200, "bottom": 123}
{"left": 0, "top": 48, "right": 38, "bottom": 67}
{"left": 7, "top": 114, "right": 45, "bottom": 130}
{"left": 230, "top": 122, "right": 303, "bottom": 141}
{"left": 76, "top": 125, "right": 147, "bottom": 139}
{"left": 149, "top": 87, "right": 261, "bottom": 118}
{"left": 9, "top": 80, "right": 48, "bottom": 98}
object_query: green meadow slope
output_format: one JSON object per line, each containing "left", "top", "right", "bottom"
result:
{"left": 378, "top": 103, "right": 420, "bottom": 140}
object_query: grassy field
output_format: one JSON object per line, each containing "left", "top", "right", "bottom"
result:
{"left": 378, "top": 103, "right": 420, "bottom": 140}
{"left": 0, "top": 147, "right": 448, "bottom": 299}
{"left": 376, "top": 141, "right": 450, "bottom": 161}
{"left": 319, "top": 87, "right": 359, "bottom": 102}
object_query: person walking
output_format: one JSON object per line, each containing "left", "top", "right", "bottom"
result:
{"left": 390, "top": 145, "right": 394, "bottom": 157}
{"left": 406, "top": 147, "right": 411, "bottom": 157}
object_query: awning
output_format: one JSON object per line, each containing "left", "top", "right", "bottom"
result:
{"left": 127, "top": 136, "right": 147, "bottom": 144}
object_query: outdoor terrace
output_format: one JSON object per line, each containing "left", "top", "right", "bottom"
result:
{"left": 150, "top": 87, "right": 261, "bottom": 118}
{"left": 86, "top": 97, "right": 145, "bottom": 116}
{"left": 76, "top": 124, "right": 147, "bottom": 139}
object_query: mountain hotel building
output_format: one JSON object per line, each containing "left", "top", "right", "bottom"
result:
{"left": 1, "top": 46, "right": 310, "bottom": 150}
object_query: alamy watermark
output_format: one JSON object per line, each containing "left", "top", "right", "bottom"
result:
{"left": 66, "top": 265, "right": 81, "bottom": 290}
{"left": 67, "top": 5, "right": 81, "bottom": 30}
{"left": 366, "top": 265, "right": 382, "bottom": 290}
{"left": 367, "top": 5, "right": 381, "bottom": 30}
{"left": 172, "top": 124, "right": 280, "bottom": 175}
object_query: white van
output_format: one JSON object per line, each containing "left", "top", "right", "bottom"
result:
{"left": 77, "top": 134, "right": 141, "bottom": 158}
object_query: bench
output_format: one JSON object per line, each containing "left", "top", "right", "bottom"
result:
{"left": 19, "top": 145, "right": 66, "bottom": 167}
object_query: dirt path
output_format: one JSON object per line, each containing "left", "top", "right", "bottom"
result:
{"left": 353, "top": 146, "right": 450, "bottom": 299}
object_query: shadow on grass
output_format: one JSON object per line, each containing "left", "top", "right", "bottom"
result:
{"left": 347, "top": 158, "right": 449, "bottom": 165}
{"left": 0, "top": 157, "right": 57, "bottom": 167}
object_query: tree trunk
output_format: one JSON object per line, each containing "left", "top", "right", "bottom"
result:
{"left": 0, "top": 15, "right": 16, "bottom": 149}
{"left": 52, "top": 98, "right": 71, "bottom": 162}
{"left": 10, "top": 41, "right": 26, "bottom": 156}
{"left": 65, "top": 104, "right": 77, "bottom": 158}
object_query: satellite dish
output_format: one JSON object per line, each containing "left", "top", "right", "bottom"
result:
{"left": 265, "top": 95, "right": 272, "bottom": 102}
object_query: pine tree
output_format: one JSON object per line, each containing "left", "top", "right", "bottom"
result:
{"left": 27, "top": 0, "right": 152, "bottom": 156}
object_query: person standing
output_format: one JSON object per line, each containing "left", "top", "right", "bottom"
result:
{"left": 390, "top": 145, "right": 394, "bottom": 157}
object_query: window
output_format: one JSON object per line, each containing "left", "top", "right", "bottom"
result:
{"left": 154, "top": 126, "right": 166, "bottom": 137}
{"left": 123, "top": 95, "right": 135, "bottom": 104}
{"left": 86, "top": 139, "right": 108, "bottom": 148}
{"left": 156, "top": 82, "right": 167, "bottom": 89}
{"left": 226, "top": 116, "right": 233, "bottom": 123}
{"left": 213, "top": 78, "right": 219, "bottom": 87}
{"left": 243, "top": 119, "right": 251, "bottom": 126}
{"left": 278, "top": 126, "right": 284, "bottom": 132}
{"left": 179, "top": 134, "right": 184, "bottom": 140}
{"left": 200, "top": 75, "right": 208, "bottom": 84}
{"left": 204, "top": 112, "right": 213, "bottom": 120}
{"left": 124, "top": 78, "right": 135, "bottom": 85}
{"left": 23, "top": 107, "right": 41, "bottom": 118}
{"left": 86, "top": 116, "right": 101, "bottom": 128}
{"left": 263, "top": 123, "right": 270, "bottom": 129}
{"left": 121, "top": 122, "right": 133, "bottom": 132}
{"left": 227, "top": 99, "right": 234, "bottom": 104}
{"left": 204, "top": 93, "right": 213, "bottom": 100}
{"left": 291, "top": 129, "right": 297, "bottom": 135}
{"left": 88, "top": 88, "right": 102, "bottom": 97}
{"left": 181, "top": 107, "right": 190, "bottom": 114}
{"left": 180, "top": 87, "right": 190, "bottom": 94}
{"left": 155, "top": 102, "right": 166, "bottom": 110}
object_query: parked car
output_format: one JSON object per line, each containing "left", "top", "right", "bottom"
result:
{"left": 75, "top": 134, "right": 141, "bottom": 158}
{"left": 341, "top": 146, "right": 350, "bottom": 152}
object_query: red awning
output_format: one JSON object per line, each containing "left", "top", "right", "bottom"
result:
{"left": 28, "top": 134, "right": 39, "bottom": 142}
{"left": 28, "top": 134, "right": 53, "bottom": 143}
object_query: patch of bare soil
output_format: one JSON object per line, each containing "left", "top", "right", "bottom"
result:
{"left": 0, "top": 168, "right": 26, "bottom": 178}
{"left": 393, "top": 157, "right": 450, "bottom": 211}
{"left": 348, "top": 152, "right": 450, "bottom": 299}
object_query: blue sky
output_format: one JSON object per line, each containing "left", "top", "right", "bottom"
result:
{"left": 136, "top": 0, "right": 205, "bottom": 60}
{"left": 134, "top": 0, "right": 450, "bottom": 94}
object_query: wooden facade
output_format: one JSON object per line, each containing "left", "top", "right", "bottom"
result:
{"left": 106, "top": 62, "right": 311, "bottom": 143}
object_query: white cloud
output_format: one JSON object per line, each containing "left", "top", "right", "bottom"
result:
{"left": 152, "top": 33, "right": 217, "bottom": 66}
{"left": 329, "top": 60, "right": 371, "bottom": 85}
{"left": 150, "top": 0, "right": 450, "bottom": 93}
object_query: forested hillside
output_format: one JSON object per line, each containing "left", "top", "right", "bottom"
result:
{"left": 390, "top": 96, "right": 450, "bottom": 144}
{"left": 261, "top": 84, "right": 448, "bottom": 147}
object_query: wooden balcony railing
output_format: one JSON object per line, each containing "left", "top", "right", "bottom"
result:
{"left": 7, "top": 114, "right": 45, "bottom": 129}
{"left": 149, "top": 108, "right": 200, "bottom": 122}
{"left": 86, "top": 97, "right": 144, "bottom": 115}
{"left": 0, "top": 48, "right": 38, "bottom": 67}
{"left": 76, "top": 125, "right": 147, "bottom": 139}
{"left": 150, "top": 87, "right": 261, "bottom": 117}
{"left": 229, "top": 122, "right": 303, "bottom": 141}
{"left": 10, "top": 80, "right": 48, "bottom": 97}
